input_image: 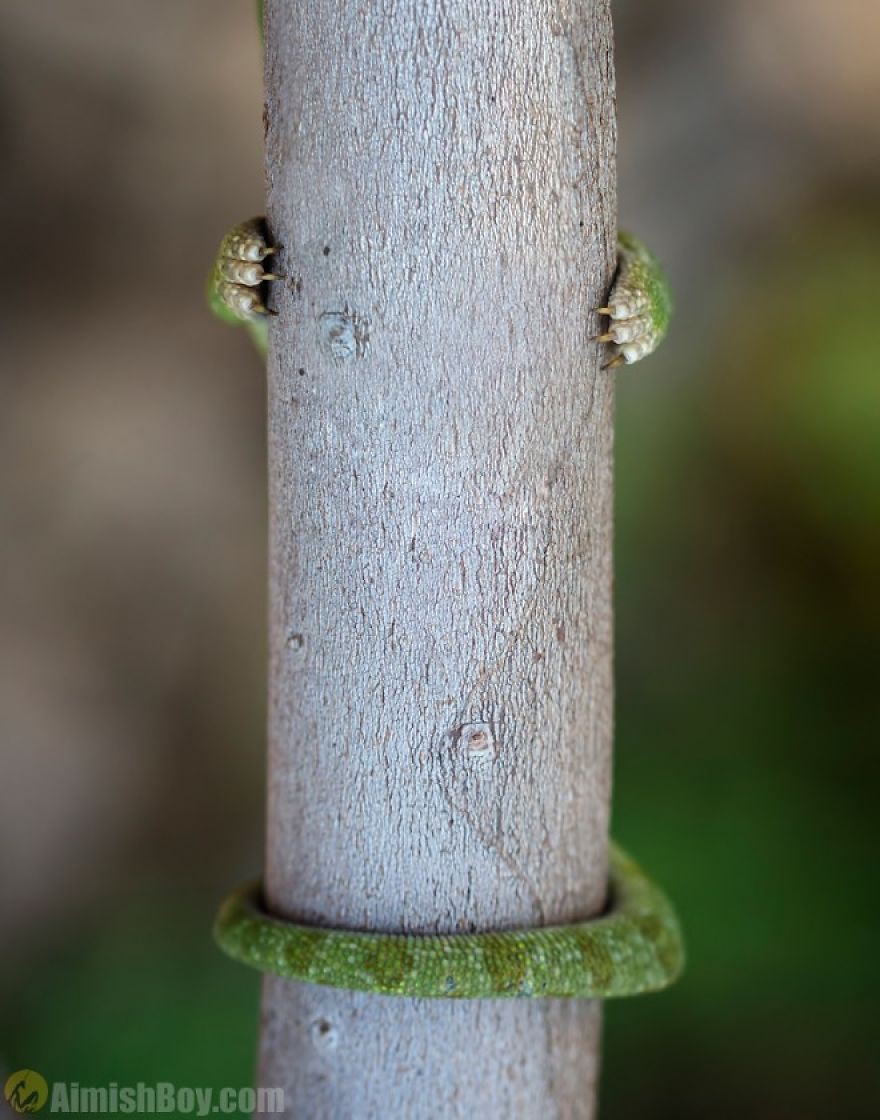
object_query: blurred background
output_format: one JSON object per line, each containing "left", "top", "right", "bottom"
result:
{"left": 1, "top": 1, "right": 877, "bottom": 1116}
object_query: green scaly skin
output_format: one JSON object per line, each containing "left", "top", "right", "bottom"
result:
{"left": 214, "top": 844, "right": 683, "bottom": 999}
{"left": 210, "top": 2, "right": 681, "bottom": 1002}
{"left": 206, "top": 216, "right": 275, "bottom": 357}
{"left": 598, "top": 232, "right": 673, "bottom": 367}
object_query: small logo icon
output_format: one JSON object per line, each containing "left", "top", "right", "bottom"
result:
{"left": 4, "top": 1070, "right": 48, "bottom": 1114}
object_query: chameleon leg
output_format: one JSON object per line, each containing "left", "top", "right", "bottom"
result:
{"left": 206, "top": 216, "right": 280, "bottom": 357}
{"left": 596, "top": 231, "right": 673, "bottom": 369}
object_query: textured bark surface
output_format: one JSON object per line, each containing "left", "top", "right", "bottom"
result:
{"left": 258, "top": 0, "right": 616, "bottom": 1115}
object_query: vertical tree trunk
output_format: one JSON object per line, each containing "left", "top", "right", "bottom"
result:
{"left": 258, "top": 0, "right": 616, "bottom": 1115}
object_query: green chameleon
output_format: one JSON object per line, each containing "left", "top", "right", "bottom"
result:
{"left": 211, "top": 4, "right": 680, "bottom": 1001}
{"left": 208, "top": 219, "right": 671, "bottom": 371}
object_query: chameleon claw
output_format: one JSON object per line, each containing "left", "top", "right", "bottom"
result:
{"left": 596, "top": 231, "right": 673, "bottom": 366}
{"left": 208, "top": 217, "right": 284, "bottom": 326}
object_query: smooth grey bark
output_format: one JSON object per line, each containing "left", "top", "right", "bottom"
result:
{"left": 258, "top": 0, "right": 616, "bottom": 1116}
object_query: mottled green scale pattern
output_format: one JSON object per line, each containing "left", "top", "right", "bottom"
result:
{"left": 619, "top": 233, "right": 673, "bottom": 334}
{"left": 206, "top": 217, "right": 272, "bottom": 356}
{"left": 214, "top": 844, "right": 684, "bottom": 999}
{"left": 608, "top": 231, "right": 673, "bottom": 363}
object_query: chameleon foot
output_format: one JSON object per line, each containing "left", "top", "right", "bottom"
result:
{"left": 596, "top": 231, "right": 673, "bottom": 369}
{"left": 207, "top": 216, "right": 280, "bottom": 328}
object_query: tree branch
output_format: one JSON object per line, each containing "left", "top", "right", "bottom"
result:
{"left": 258, "top": 0, "right": 617, "bottom": 1114}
